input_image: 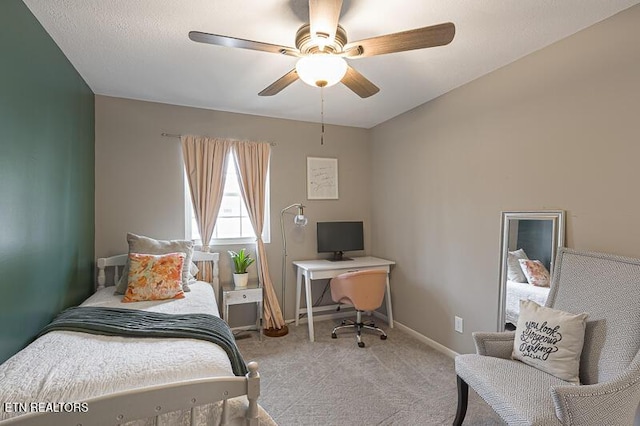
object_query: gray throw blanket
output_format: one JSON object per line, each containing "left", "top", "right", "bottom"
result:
{"left": 38, "top": 307, "right": 248, "bottom": 376}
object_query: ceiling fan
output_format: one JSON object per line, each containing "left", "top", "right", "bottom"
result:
{"left": 189, "top": 0, "right": 455, "bottom": 98}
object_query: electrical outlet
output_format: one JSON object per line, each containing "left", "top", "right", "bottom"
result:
{"left": 455, "top": 316, "right": 463, "bottom": 333}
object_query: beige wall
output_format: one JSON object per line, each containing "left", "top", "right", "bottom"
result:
{"left": 95, "top": 96, "right": 371, "bottom": 326}
{"left": 370, "top": 5, "right": 640, "bottom": 354}
{"left": 95, "top": 4, "right": 640, "bottom": 350}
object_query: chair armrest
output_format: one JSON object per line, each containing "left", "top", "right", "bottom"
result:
{"left": 551, "top": 352, "right": 640, "bottom": 425}
{"left": 472, "top": 331, "right": 516, "bottom": 359}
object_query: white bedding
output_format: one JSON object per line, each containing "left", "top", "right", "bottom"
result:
{"left": 82, "top": 280, "right": 221, "bottom": 316}
{"left": 505, "top": 280, "right": 551, "bottom": 325}
{"left": 0, "top": 282, "right": 274, "bottom": 425}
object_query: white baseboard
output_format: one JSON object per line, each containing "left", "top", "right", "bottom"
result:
{"left": 373, "top": 312, "right": 459, "bottom": 359}
{"left": 229, "top": 324, "right": 260, "bottom": 333}
{"left": 285, "top": 309, "right": 354, "bottom": 325}
{"left": 285, "top": 309, "right": 459, "bottom": 359}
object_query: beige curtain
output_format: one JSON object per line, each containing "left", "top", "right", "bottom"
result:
{"left": 232, "top": 141, "right": 285, "bottom": 330}
{"left": 181, "top": 135, "right": 231, "bottom": 281}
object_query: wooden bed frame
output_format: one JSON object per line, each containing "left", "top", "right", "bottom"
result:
{"left": 1, "top": 251, "right": 262, "bottom": 426}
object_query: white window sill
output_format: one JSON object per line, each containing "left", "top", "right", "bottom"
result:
{"left": 192, "top": 237, "right": 270, "bottom": 247}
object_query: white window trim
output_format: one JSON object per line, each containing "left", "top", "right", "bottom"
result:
{"left": 184, "top": 158, "right": 270, "bottom": 246}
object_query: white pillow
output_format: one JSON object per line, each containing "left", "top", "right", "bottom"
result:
{"left": 507, "top": 248, "right": 529, "bottom": 283}
{"left": 512, "top": 300, "right": 588, "bottom": 384}
{"left": 519, "top": 259, "right": 551, "bottom": 287}
{"left": 188, "top": 262, "right": 200, "bottom": 283}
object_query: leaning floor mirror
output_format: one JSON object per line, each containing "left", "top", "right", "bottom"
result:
{"left": 497, "top": 210, "right": 566, "bottom": 331}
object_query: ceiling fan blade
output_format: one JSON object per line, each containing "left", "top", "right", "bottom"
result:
{"left": 189, "top": 31, "right": 300, "bottom": 57}
{"left": 343, "top": 22, "right": 455, "bottom": 58}
{"left": 341, "top": 65, "right": 379, "bottom": 98}
{"left": 258, "top": 69, "right": 299, "bottom": 96}
{"left": 309, "top": 0, "right": 343, "bottom": 47}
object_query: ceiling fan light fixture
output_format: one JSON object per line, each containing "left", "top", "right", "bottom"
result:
{"left": 313, "top": 32, "right": 330, "bottom": 51}
{"left": 295, "top": 55, "right": 347, "bottom": 88}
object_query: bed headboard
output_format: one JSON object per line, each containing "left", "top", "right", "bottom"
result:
{"left": 96, "top": 251, "right": 221, "bottom": 297}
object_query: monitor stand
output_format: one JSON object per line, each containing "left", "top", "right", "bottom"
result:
{"left": 330, "top": 251, "right": 353, "bottom": 262}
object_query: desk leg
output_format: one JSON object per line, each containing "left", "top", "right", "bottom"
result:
{"left": 385, "top": 274, "right": 394, "bottom": 328}
{"left": 304, "top": 273, "right": 315, "bottom": 342}
{"left": 295, "top": 268, "right": 302, "bottom": 326}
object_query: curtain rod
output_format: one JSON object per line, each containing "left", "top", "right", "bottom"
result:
{"left": 161, "top": 133, "right": 276, "bottom": 146}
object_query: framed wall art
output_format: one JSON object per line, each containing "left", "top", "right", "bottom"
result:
{"left": 307, "top": 157, "right": 338, "bottom": 200}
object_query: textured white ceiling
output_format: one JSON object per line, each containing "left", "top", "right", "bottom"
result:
{"left": 22, "top": 0, "right": 640, "bottom": 128}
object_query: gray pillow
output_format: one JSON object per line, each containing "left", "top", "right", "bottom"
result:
{"left": 507, "top": 248, "right": 529, "bottom": 283}
{"left": 189, "top": 261, "right": 199, "bottom": 281}
{"left": 115, "top": 233, "right": 194, "bottom": 294}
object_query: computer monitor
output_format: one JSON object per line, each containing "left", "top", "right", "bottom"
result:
{"left": 317, "top": 221, "right": 364, "bottom": 261}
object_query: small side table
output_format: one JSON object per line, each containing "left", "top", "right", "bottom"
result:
{"left": 222, "top": 282, "right": 263, "bottom": 340}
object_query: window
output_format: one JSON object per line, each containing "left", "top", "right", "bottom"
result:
{"left": 185, "top": 154, "right": 270, "bottom": 245}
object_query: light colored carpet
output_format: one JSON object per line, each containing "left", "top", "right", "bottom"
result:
{"left": 236, "top": 318, "right": 505, "bottom": 426}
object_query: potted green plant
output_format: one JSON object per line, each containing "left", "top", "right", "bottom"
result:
{"left": 228, "top": 248, "right": 255, "bottom": 287}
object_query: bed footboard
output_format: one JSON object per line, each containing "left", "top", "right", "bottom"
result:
{"left": 1, "top": 362, "right": 260, "bottom": 426}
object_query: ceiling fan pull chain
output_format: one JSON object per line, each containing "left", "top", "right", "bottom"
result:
{"left": 320, "top": 86, "right": 325, "bottom": 145}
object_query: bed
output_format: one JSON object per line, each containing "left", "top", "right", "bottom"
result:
{"left": 0, "top": 252, "right": 275, "bottom": 426}
{"left": 504, "top": 280, "right": 550, "bottom": 326}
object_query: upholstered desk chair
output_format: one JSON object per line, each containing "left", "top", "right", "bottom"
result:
{"left": 454, "top": 248, "right": 640, "bottom": 425}
{"left": 330, "top": 270, "right": 388, "bottom": 348}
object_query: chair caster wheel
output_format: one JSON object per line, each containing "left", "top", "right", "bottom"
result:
{"left": 380, "top": 335, "right": 387, "bottom": 340}
{"left": 358, "top": 342, "right": 365, "bottom": 348}
{"left": 331, "top": 333, "right": 337, "bottom": 339}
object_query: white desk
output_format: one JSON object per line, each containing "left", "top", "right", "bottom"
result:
{"left": 293, "top": 256, "right": 395, "bottom": 342}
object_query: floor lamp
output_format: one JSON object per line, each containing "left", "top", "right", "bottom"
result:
{"left": 278, "top": 203, "right": 308, "bottom": 336}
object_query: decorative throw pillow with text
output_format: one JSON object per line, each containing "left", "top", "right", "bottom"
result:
{"left": 512, "top": 300, "right": 588, "bottom": 384}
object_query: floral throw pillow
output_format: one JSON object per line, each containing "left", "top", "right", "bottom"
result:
{"left": 115, "top": 233, "right": 194, "bottom": 294}
{"left": 122, "top": 253, "right": 186, "bottom": 303}
{"left": 512, "top": 300, "right": 588, "bottom": 384}
{"left": 519, "top": 259, "right": 551, "bottom": 287}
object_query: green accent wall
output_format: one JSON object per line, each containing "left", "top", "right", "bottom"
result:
{"left": 0, "top": 1, "right": 95, "bottom": 363}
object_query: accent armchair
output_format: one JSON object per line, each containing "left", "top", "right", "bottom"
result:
{"left": 454, "top": 248, "right": 640, "bottom": 425}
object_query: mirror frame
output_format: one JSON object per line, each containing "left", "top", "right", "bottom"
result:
{"left": 497, "top": 210, "right": 566, "bottom": 331}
